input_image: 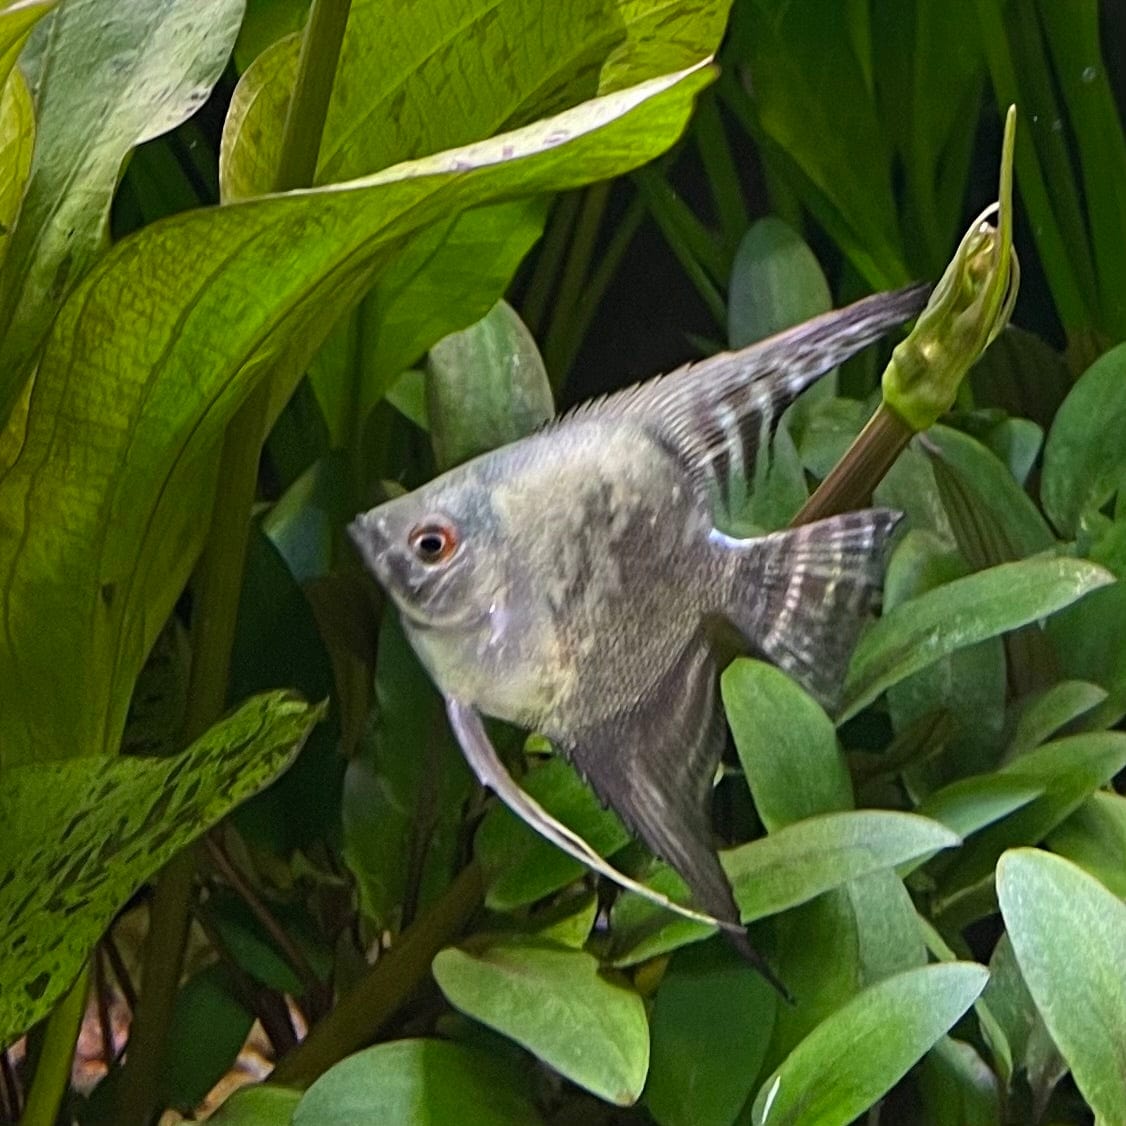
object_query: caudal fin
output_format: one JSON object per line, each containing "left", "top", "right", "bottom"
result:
{"left": 725, "top": 510, "right": 902, "bottom": 713}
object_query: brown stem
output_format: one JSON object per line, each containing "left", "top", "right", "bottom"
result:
{"left": 270, "top": 862, "right": 483, "bottom": 1090}
{"left": 101, "top": 930, "right": 138, "bottom": 1014}
{"left": 204, "top": 833, "right": 326, "bottom": 1011}
{"left": 790, "top": 402, "right": 915, "bottom": 527}
{"left": 0, "top": 1048, "right": 19, "bottom": 1120}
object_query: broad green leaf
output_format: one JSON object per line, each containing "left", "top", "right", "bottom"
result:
{"left": 0, "top": 60, "right": 714, "bottom": 768}
{"left": 432, "top": 937, "right": 649, "bottom": 1106}
{"left": 727, "top": 217, "right": 831, "bottom": 349}
{"left": 0, "top": 0, "right": 56, "bottom": 80}
{"left": 839, "top": 557, "right": 1114, "bottom": 723}
{"left": 750, "top": 963, "right": 989, "bottom": 1126}
{"left": 234, "top": 0, "right": 309, "bottom": 72}
{"left": 932, "top": 732, "right": 1126, "bottom": 907}
{"left": 210, "top": 1085, "right": 302, "bottom": 1125}
{"left": 722, "top": 658, "right": 851, "bottom": 831}
{"left": 998, "top": 848, "right": 1126, "bottom": 1122}
{"left": 0, "top": 691, "right": 323, "bottom": 1046}
{"left": 645, "top": 940, "right": 776, "bottom": 1126}
{"left": 846, "top": 869, "right": 926, "bottom": 983}
{"left": 969, "top": 326, "right": 1070, "bottom": 434}
{"left": 1042, "top": 341, "right": 1126, "bottom": 537}
{"left": 1047, "top": 790, "right": 1126, "bottom": 899}
{"left": 293, "top": 1039, "right": 542, "bottom": 1125}
{"left": 611, "top": 811, "right": 959, "bottom": 964}
{"left": 476, "top": 755, "right": 631, "bottom": 912}
{"left": 0, "top": 0, "right": 245, "bottom": 419}
{"left": 0, "top": 66, "right": 33, "bottom": 271}
{"left": 1006, "top": 679, "right": 1108, "bottom": 757}
{"left": 427, "top": 300, "right": 554, "bottom": 470}
{"left": 161, "top": 964, "right": 255, "bottom": 1112}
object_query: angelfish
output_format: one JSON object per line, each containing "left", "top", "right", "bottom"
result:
{"left": 348, "top": 285, "right": 927, "bottom": 994}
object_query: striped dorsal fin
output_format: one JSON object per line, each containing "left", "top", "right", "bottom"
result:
{"left": 567, "top": 284, "right": 929, "bottom": 510}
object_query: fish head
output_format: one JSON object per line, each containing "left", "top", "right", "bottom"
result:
{"left": 348, "top": 469, "right": 501, "bottom": 633}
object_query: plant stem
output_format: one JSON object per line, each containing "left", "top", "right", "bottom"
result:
{"left": 790, "top": 402, "right": 914, "bottom": 525}
{"left": 116, "top": 3, "right": 353, "bottom": 1121}
{"left": 19, "top": 963, "right": 89, "bottom": 1126}
{"left": 0, "top": 1048, "right": 18, "bottom": 1120}
{"left": 270, "top": 862, "right": 484, "bottom": 1090}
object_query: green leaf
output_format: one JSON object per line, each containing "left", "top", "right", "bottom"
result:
{"left": 727, "top": 217, "right": 831, "bottom": 349}
{"left": 1047, "top": 790, "right": 1126, "bottom": 899}
{"left": 915, "top": 1038, "right": 1002, "bottom": 1126}
{"left": 1006, "top": 679, "right": 1108, "bottom": 757}
{"left": 750, "top": 963, "right": 988, "bottom": 1126}
{"left": 839, "top": 557, "right": 1114, "bottom": 723}
{"left": 432, "top": 937, "right": 649, "bottom": 1106}
{"left": 210, "top": 1085, "right": 302, "bottom": 1125}
{"left": 293, "top": 1039, "right": 542, "bottom": 1125}
{"left": 0, "top": 0, "right": 56, "bottom": 80}
{"left": 0, "top": 59, "right": 714, "bottom": 768}
{"left": 998, "top": 848, "right": 1126, "bottom": 1122}
{"left": 234, "top": 0, "right": 310, "bottom": 72}
{"left": 0, "top": 691, "right": 323, "bottom": 1046}
{"left": 932, "top": 732, "right": 1126, "bottom": 908}
{"left": 476, "top": 755, "right": 631, "bottom": 912}
{"left": 161, "top": 964, "right": 255, "bottom": 1112}
{"left": 923, "top": 424, "right": 1055, "bottom": 565}
{"left": 916, "top": 775, "right": 1044, "bottom": 843}
{"left": 1042, "top": 341, "right": 1126, "bottom": 538}
{"left": 0, "top": 66, "right": 33, "bottom": 272}
{"left": 645, "top": 940, "right": 776, "bottom": 1126}
{"left": 0, "top": 0, "right": 245, "bottom": 418}
{"left": 722, "top": 658, "right": 852, "bottom": 831}
{"left": 427, "top": 300, "right": 554, "bottom": 470}
{"left": 969, "top": 326, "right": 1071, "bottom": 434}
{"left": 611, "top": 811, "right": 959, "bottom": 964}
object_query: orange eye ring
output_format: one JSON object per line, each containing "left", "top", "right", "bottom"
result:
{"left": 408, "top": 520, "right": 459, "bottom": 565}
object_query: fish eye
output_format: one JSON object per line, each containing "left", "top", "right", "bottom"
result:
{"left": 408, "top": 519, "right": 459, "bottom": 565}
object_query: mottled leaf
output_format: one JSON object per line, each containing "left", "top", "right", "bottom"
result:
{"left": 0, "top": 691, "right": 323, "bottom": 1046}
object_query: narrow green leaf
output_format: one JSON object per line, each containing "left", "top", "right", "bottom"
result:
{"left": 933, "top": 732, "right": 1126, "bottom": 907}
{"left": 840, "top": 557, "right": 1114, "bottom": 723}
{"left": 427, "top": 300, "right": 554, "bottom": 470}
{"left": 0, "top": 60, "right": 713, "bottom": 767}
{"left": 916, "top": 1037, "right": 1002, "bottom": 1126}
{"left": 611, "top": 811, "right": 959, "bottom": 965}
{"left": 1047, "top": 791, "right": 1126, "bottom": 899}
{"left": 998, "top": 848, "right": 1126, "bottom": 1122}
{"left": 1041, "top": 341, "right": 1126, "bottom": 538}
{"left": 433, "top": 937, "right": 649, "bottom": 1106}
{"left": 1006, "top": 679, "right": 1108, "bottom": 757}
{"left": 476, "top": 755, "right": 631, "bottom": 913}
{"left": 645, "top": 940, "right": 776, "bottom": 1126}
{"left": 293, "top": 1039, "right": 542, "bottom": 1125}
{"left": 723, "top": 658, "right": 852, "bottom": 831}
{"left": 0, "top": 0, "right": 245, "bottom": 416}
{"left": 916, "top": 775, "right": 1043, "bottom": 843}
{"left": 0, "top": 691, "right": 323, "bottom": 1046}
{"left": 750, "top": 963, "right": 988, "bottom": 1125}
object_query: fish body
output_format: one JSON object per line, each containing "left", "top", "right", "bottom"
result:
{"left": 349, "top": 285, "right": 929, "bottom": 991}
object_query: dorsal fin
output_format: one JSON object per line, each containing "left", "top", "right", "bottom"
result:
{"left": 561, "top": 284, "right": 929, "bottom": 507}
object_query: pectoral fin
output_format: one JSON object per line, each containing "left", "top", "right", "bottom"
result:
{"left": 444, "top": 697, "right": 737, "bottom": 933}
{"left": 558, "top": 637, "right": 790, "bottom": 998}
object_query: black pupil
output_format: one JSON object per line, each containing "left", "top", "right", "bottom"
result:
{"left": 418, "top": 533, "right": 445, "bottom": 558}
